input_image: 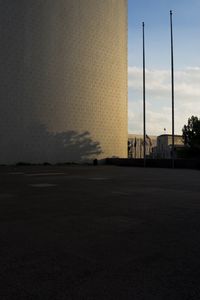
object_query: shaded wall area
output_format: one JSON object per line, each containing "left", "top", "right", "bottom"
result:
{"left": 0, "top": 121, "right": 102, "bottom": 164}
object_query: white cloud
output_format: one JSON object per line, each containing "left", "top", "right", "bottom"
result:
{"left": 128, "top": 66, "right": 200, "bottom": 135}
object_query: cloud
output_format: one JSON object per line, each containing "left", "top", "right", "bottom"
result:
{"left": 128, "top": 66, "right": 200, "bottom": 135}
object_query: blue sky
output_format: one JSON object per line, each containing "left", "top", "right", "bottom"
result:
{"left": 128, "top": 0, "right": 200, "bottom": 135}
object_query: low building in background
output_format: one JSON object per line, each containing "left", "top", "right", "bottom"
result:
{"left": 152, "top": 134, "right": 184, "bottom": 159}
{"left": 128, "top": 134, "right": 157, "bottom": 158}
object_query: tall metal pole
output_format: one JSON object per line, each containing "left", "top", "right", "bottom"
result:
{"left": 170, "top": 10, "right": 175, "bottom": 168}
{"left": 143, "top": 22, "right": 146, "bottom": 167}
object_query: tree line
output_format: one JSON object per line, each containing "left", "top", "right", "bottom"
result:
{"left": 182, "top": 116, "right": 200, "bottom": 157}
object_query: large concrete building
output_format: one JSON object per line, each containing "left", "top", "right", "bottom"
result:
{"left": 0, "top": 1, "right": 127, "bottom": 164}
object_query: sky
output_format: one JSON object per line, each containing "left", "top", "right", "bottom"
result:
{"left": 128, "top": 0, "right": 200, "bottom": 136}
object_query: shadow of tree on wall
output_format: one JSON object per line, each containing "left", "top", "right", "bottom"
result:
{"left": 0, "top": 122, "right": 102, "bottom": 164}
{"left": 47, "top": 130, "right": 102, "bottom": 163}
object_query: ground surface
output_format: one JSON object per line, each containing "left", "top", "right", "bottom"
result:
{"left": 0, "top": 165, "right": 200, "bottom": 299}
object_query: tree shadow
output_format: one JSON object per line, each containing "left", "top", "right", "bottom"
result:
{"left": 0, "top": 122, "right": 102, "bottom": 164}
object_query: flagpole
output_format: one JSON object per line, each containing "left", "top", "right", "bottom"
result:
{"left": 143, "top": 22, "right": 146, "bottom": 167}
{"left": 134, "top": 138, "right": 137, "bottom": 159}
{"left": 170, "top": 10, "right": 175, "bottom": 168}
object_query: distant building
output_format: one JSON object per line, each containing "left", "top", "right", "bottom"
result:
{"left": 128, "top": 134, "right": 157, "bottom": 158}
{"left": 152, "top": 134, "right": 184, "bottom": 159}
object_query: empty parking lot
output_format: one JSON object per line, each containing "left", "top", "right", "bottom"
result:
{"left": 0, "top": 165, "right": 200, "bottom": 299}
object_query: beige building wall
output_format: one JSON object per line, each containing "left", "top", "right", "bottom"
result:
{"left": 0, "top": 0, "right": 127, "bottom": 164}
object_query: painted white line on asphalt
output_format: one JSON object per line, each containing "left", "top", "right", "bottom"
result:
{"left": 0, "top": 194, "right": 14, "bottom": 198}
{"left": 26, "top": 173, "right": 65, "bottom": 176}
{"left": 8, "top": 172, "right": 25, "bottom": 175}
{"left": 112, "top": 191, "right": 130, "bottom": 196}
{"left": 30, "top": 184, "right": 57, "bottom": 187}
{"left": 88, "top": 178, "right": 111, "bottom": 181}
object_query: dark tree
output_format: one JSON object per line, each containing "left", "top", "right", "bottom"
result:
{"left": 182, "top": 116, "right": 200, "bottom": 155}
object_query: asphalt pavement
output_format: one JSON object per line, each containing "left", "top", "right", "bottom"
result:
{"left": 0, "top": 165, "right": 200, "bottom": 299}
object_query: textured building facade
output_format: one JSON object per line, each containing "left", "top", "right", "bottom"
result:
{"left": 0, "top": 0, "right": 127, "bottom": 164}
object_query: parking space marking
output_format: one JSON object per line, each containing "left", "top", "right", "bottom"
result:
{"left": 112, "top": 191, "right": 130, "bottom": 196}
{"left": 29, "top": 183, "right": 57, "bottom": 187}
{"left": 0, "top": 194, "right": 14, "bottom": 198}
{"left": 88, "top": 177, "right": 111, "bottom": 181}
{"left": 8, "top": 172, "right": 25, "bottom": 175}
{"left": 26, "top": 173, "right": 64, "bottom": 176}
